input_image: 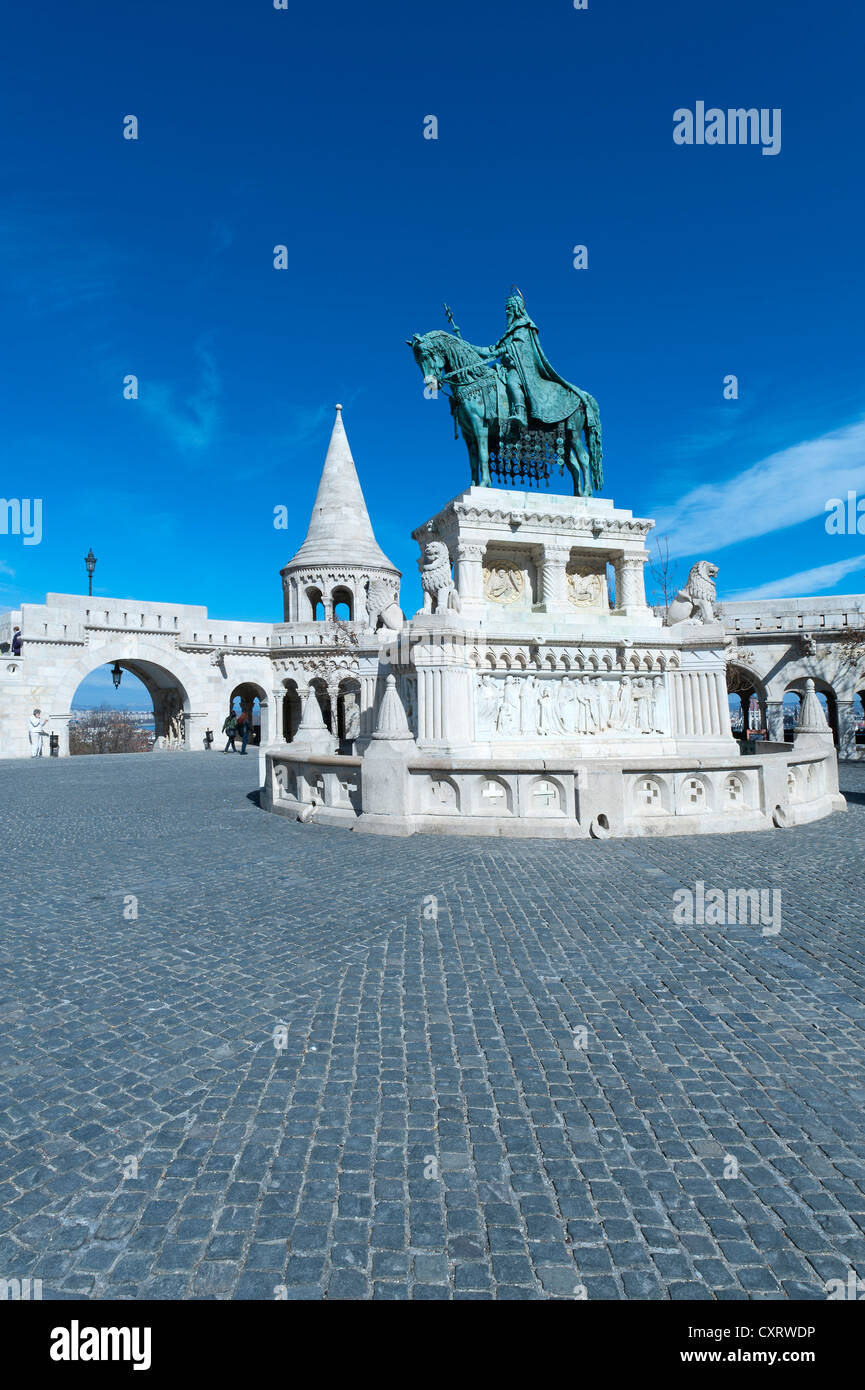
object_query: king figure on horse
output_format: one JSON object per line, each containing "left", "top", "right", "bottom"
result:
{"left": 408, "top": 287, "right": 603, "bottom": 497}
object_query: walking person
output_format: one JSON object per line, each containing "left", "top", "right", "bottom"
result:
{"left": 222, "top": 710, "right": 238, "bottom": 752}
{"left": 27, "top": 708, "right": 48, "bottom": 757}
{"left": 236, "top": 707, "right": 251, "bottom": 754}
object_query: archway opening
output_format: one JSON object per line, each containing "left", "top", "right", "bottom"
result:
{"left": 310, "top": 678, "right": 333, "bottom": 732}
{"left": 282, "top": 681, "right": 302, "bottom": 742}
{"left": 783, "top": 690, "right": 801, "bottom": 741}
{"left": 229, "top": 682, "right": 266, "bottom": 749}
{"left": 332, "top": 586, "right": 353, "bottom": 622}
{"left": 68, "top": 659, "right": 189, "bottom": 754}
{"left": 306, "top": 587, "right": 324, "bottom": 621}
{"left": 337, "top": 677, "right": 361, "bottom": 749}
{"left": 785, "top": 679, "right": 838, "bottom": 746}
{"left": 726, "top": 665, "right": 765, "bottom": 742}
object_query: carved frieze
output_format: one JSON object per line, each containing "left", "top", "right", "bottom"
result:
{"left": 475, "top": 670, "right": 669, "bottom": 739}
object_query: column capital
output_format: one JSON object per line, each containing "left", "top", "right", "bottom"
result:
{"left": 455, "top": 541, "right": 485, "bottom": 561}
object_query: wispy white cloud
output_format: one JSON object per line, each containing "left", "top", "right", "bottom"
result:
{"left": 653, "top": 417, "right": 865, "bottom": 557}
{"left": 728, "top": 554, "right": 865, "bottom": 601}
{"left": 0, "top": 560, "right": 15, "bottom": 578}
{"left": 140, "top": 340, "right": 221, "bottom": 453}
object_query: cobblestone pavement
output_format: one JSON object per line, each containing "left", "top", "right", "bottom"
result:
{"left": 1, "top": 752, "right": 864, "bottom": 1301}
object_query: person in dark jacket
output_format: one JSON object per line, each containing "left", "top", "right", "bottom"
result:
{"left": 11, "top": 627, "right": 22, "bottom": 655}
{"left": 222, "top": 712, "right": 238, "bottom": 752}
{"left": 236, "top": 708, "right": 251, "bottom": 754}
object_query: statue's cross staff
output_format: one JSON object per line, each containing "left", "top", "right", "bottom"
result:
{"left": 443, "top": 302, "right": 461, "bottom": 337}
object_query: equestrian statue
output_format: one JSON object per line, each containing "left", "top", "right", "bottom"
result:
{"left": 408, "top": 287, "right": 603, "bottom": 497}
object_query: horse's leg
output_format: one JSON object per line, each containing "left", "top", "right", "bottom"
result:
{"left": 456, "top": 403, "right": 479, "bottom": 485}
{"left": 467, "top": 432, "right": 479, "bottom": 487}
{"left": 477, "top": 414, "right": 491, "bottom": 487}
{"left": 469, "top": 400, "right": 491, "bottom": 486}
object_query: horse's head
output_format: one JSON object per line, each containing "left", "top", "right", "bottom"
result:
{"left": 406, "top": 330, "right": 444, "bottom": 388}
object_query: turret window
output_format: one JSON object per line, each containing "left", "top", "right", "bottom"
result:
{"left": 332, "top": 586, "right": 353, "bottom": 621}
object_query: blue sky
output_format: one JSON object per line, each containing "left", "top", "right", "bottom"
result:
{"left": 2, "top": 0, "right": 864, "bottom": 688}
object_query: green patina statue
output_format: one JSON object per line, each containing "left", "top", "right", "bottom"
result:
{"left": 408, "top": 287, "right": 603, "bottom": 496}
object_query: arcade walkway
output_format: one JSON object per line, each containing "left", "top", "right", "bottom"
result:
{"left": 1, "top": 753, "right": 863, "bottom": 1299}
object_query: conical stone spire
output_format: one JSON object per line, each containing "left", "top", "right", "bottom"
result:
{"left": 797, "top": 678, "right": 830, "bottom": 733}
{"left": 285, "top": 406, "right": 398, "bottom": 572}
{"left": 372, "top": 675, "right": 414, "bottom": 741}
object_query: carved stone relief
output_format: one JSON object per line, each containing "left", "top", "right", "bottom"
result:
{"left": 475, "top": 671, "right": 669, "bottom": 739}
{"left": 483, "top": 561, "right": 525, "bottom": 605}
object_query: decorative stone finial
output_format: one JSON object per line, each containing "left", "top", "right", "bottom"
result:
{"left": 372, "top": 675, "right": 413, "bottom": 741}
{"left": 334, "top": 403, "right": 342, "bottom": 412}
{"left": 297, "top": 685, "right": 327, "bottom": 733}
{"left": 797, "top": 678, "right": 830, "bottom": 733}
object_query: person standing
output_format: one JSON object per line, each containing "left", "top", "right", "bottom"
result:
{"left": 222, "top": 711, "right": 238, "bottom": 752}
{"left": 11, "top": 627, "right": 22, "bottom": 655}
{"left": 28, "top": 708, "right": 48, "bottom": 756}
{"left": 236, "top": 707, "right": 251, "bottom": 754}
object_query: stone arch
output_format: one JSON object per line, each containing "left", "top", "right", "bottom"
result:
{"left": 475, "top": 774, "right": 512, "bottom": 814}
{"left": 631, "top": 774, "right": 670, "bottom": 815}
{"left": 424, "top": 775, "right": 460, "bottom": 813}
{"left": 527, "top": 775, "right": 565, "bottom": 815}
{"left": 308, "top": 677, "right": 334, "bottom": 732}
{"left": 229, "top": 680, "right": 268, "bottom": 748}
{"left": 784, "top": 675, "right": 839, "bottom": 746}
{"left": 337, "top": 676, "right": 361, "bottom": 745}
{"left": 282, "top": 679, "right": 303, "bottom": 742}
{"left": 306, "top": 586, "right": 325, "bottom": 621}
{"left": 331, "top": 585, "right": 354, "bottom": 622}
{"left": 727, "top": 663, "right": 768, "bottom": 741}
{"left": 722, "top": 772, "right": 749, "bottom": 812}
{"left": 677, "top": 772, "right": 712, "bottom": 815}
{"left": 57, "top": 645, "right": 198, "bottom": 753}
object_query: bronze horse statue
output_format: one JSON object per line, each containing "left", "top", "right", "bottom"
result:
{"left": 408, "top": 327, "right": 603, "bottom": 497}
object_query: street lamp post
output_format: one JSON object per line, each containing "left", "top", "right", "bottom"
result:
{"left": 85, "top": 548, "right": 97, "bottom": 596}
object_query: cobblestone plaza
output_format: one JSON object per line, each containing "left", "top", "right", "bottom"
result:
{"left": 1, "top": 753, "right": 863, "bottom": 1301}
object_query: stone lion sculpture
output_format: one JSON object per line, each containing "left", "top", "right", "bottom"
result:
{"left": 366, "top": 576, "right": 404, "bottom": 631}
{"left": 419, "top": 540, "right": 462, "bottom": 614}
{"left": 665, "top": 561, "right": 719, "bottom": 625}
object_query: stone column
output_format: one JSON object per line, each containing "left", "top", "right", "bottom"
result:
{"left": 265, "top": 693, "right": 283, "bottom": 746}
{"left": 615, "top": 551, "right": 650, "bottom": 612}
{"left": 766, "top": 699, "right": 785, "bottom": 744}
{"left": 539, "top": 545, "right": 570, "bottom": 614}
{"left": 353, "top": 580, "right": 368, "bottom": 627}
{"left": 454, "top": 542, "right": 485, "bottom": 616}
{"left": 836, "top": 699, "right": 857, "bottom": 758}
{"left": 326, "top": 682, "right": 340, "bottom": 736}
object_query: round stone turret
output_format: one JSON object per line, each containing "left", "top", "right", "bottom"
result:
{"left": 280, "top": 405, "right": 401, "bottom": 625}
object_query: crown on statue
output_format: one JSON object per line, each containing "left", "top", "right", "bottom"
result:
{"left": 506, "top": 284, "right": 524, "bottom": 309}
